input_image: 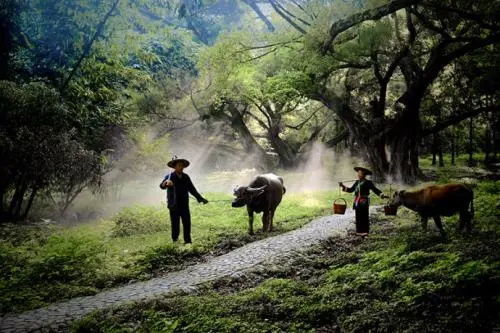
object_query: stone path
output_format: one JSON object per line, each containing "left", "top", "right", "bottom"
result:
{"left": 0, "top": 209, "right": 364, "bottom": 332}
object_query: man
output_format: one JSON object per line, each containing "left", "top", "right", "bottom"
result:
{"left": 339, "top": 166, "right": 388, "bottom": 237}
{"left": 160, "top": 157, "right": 208, "bottom": 244}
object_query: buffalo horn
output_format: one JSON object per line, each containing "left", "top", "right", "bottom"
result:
{"left": 246, "top": 185, "right": 267, "bottom": 193}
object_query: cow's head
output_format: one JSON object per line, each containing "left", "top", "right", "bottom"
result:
{"left": 388, "top": 190, "right": 406, "bottom": 207}
{"left": 231, "top": 185, "right": 268, "bottom": 207}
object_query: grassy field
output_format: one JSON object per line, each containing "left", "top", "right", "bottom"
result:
{"left": 1, "top": 154, "right": 497, "bottom": 324}
{"left": 70, "top": 155, "right": 500, "bottom": 333}
{"left": 72, "top": 178, "right": 500, "bottom": 333}
{"left": 1, "top": 189, "right": 370, "bottom": 314}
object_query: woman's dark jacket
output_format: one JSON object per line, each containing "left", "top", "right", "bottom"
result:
{"left": 344, "top": 180, "right": 382, "bottom": 208}
{"left": 344, "top": 180, "right": 383, "bottom": 197}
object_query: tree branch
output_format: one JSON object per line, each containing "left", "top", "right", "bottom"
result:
{"left": 241, "top": 0, "right": 275, "bottom": 32}
{"left": 422, "top": 105, "right": 497, "bottom": 136}
{"left": 322, "top": 0, "right": 422, "bottom": 52}
{"left": 273, "top": 0, "right": 311, "bottom": 26}
{"left": 60, "top": 0, "right": 120, "bottom": 92}
{"left": 325, "top": 129, "right": 349, "bottom": 146}
{"left": 268, "top": 0, "right": 307, "bottom": 34}
{"left": 286, "top": 106, "right": 321, "bottom": 130}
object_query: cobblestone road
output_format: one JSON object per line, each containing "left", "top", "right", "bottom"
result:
{"left": 0, "top": 209, "right": 364, "bottom": 332}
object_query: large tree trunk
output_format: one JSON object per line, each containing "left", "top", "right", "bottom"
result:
{"left": 451, "top": 132, "right": 456, "bottom": 165}
{"left": 267, "top": 125, "right": 296, "bottom": 168}
{"left": 468, "top": 117, "right": 476, "bottom": 166}
{"left": 432, "top": 135, "right": 437, "bottom": 166}
{"left": 226, "top": 104, "right": 271, "bottom": 168}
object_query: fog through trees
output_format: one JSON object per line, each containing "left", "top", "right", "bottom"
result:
{"left": 0, "top": 0, "right": 498, "bottom": 221}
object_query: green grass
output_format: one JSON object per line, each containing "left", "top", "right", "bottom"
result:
{"left": 72, "top": 179, "right": 500, "bottom": 333}
{"left": 0, "top": 190, "right": 348, "bottom": 314}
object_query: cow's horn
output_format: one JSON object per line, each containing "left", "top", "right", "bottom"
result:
{"left": 247, "top": 185, "right": 267, "bottom": 193}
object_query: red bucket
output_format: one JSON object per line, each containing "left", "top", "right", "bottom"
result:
{"left": 333, "top": 198, "right": 347, "bottom": 215}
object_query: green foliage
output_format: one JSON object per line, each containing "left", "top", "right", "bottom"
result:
{"left": 0, "top": 234, "right": 104, "bottom": 313}
{"left": 138, "top": 243, "right": 205, "bottom": 273}
{"left": 0, "top": 80, "right": 104, "bottom": 220}
{"left": 110, "top": 205, "right": 168, "bottom": 237}
{"left": 28, "top": 234, "right": 104, "bottom": 283}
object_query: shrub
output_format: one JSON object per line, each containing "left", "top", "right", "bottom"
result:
{"left": 137, "top": 243, "right": 205, "bottom": 273}
{"left": 110, "top": 205, "right": 168, "bottom": 237}
{"left": 28, "top": 234, "right": 104, "bottom": 283}
{"left": 0, "top": 234, "right": 105, "bottom": 313}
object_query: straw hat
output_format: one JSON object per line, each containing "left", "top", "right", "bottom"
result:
{"left": 354, "top": 166, "right": 372, "bottom": 175}
{"left": 167, "top": 156, "right": 190, "bottom": 168}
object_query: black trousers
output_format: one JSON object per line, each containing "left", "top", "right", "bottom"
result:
{"left": 355, "top": 205, "right": 370, "bottom": 233}
{"left": 169, "top": 206, "right": 191, "bottom": 243}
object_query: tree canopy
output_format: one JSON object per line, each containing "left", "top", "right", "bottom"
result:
{"left": 1, "top": 0, "right": 498, "bottom": 220}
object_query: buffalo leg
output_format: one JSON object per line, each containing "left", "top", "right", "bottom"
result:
{"left": 457, "top": 211, "right": 466, "bottom": 232}
{"left": 262, "top": 211, "right": 270, "bottom": 232}
{"left": 420, "top": 216, "right": 428, "bottom": 231}
{"left": 459, "top": 210, "right": 472, "bottom": 233}
{"left": 247, "top": 208, "right": 254, "bottom": 235}
{"left": 269, "top": 210, "right": 275, "bottom": 231}
{"left": 433, "top": 216, "right": 446, "bottom": 237}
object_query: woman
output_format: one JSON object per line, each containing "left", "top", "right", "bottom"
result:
{"left": 339, "top": 167, "right": 388, "bottom": 237}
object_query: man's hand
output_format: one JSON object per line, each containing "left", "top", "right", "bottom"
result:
{"left": 201, "top": 198, "right": 209, "bottom": 204}
{"left": 339, "top": 182, "right": 345, "bottom": 191}
{"left": 160, "top": 180, "right": 173, "bottom": 189}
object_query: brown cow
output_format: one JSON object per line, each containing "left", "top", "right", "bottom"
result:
{"left": 389, "top": 183, "right": 474, "bottom": 236}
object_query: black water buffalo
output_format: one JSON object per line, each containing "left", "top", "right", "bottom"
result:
{"left": 232, "top": 173, "right": 286, "bottom": 234}
{"left": 389, "top": 183, "right": 474, "bottom": 236}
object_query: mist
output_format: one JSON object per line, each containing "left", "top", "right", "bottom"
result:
{"left": 61, "top": 128, "right": 367, "bottom": 224}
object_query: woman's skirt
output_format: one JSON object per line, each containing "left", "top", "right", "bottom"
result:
{"left": 355, "top": 205, "right": 370, "bottom": 233}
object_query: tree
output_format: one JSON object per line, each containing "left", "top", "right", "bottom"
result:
{"left": 0, "top": 0, "right": 25, "bottom": 80}
{"left": 275, "top": 0, "right": 500, "bottom": 182}
{"left": 0, "top": 82, "right": 104, "bottom": 220}
{"left": 196, "top": 34, "right": 331, "bottom": 168}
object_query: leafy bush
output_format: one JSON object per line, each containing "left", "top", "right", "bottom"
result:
{"left": 110, "top": 205, "right": 168, "bottom": 237}
{"left": 28, "top": 234, "right": 104, "bottom": 283}
{"left": 137, "top": 243, "right": 205, "bottom": 273}
{"left": 0, "top": 234, "right": 105, "bottom": 313}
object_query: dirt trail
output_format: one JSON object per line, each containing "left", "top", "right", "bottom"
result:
{"left": 0, "top": 209, "right": 368, "bottom": 332}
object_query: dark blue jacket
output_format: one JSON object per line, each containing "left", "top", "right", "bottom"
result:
{"left": 160, "top": 172, "right": 204, "bottom": 209}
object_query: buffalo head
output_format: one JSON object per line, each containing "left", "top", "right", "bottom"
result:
{"left": 388, "top": 190, "right": 405, "bottom": 207}
{"left": 232, "top": 185, "right": 268, "bottom": 207}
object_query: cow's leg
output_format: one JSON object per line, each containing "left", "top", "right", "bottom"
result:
{"left": 269, "top": 210, "right": 275, "bottom": 231}
{"left": 433, "top": 216, "right": 446, "bottom": 237}
{"left": 459, "top": 210, "right": 472, "bottom": 233}
{"left": 457, "top": 211, "right": 466, "bottom": 232}
{"left": 247, "top": 207, "right": 254, "bottom": 235}
{"left": 262, "top": 211, "right": 270, "bottom": 232}
{"left": 420, "top": 215, "right": 428, "bottom": 231}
